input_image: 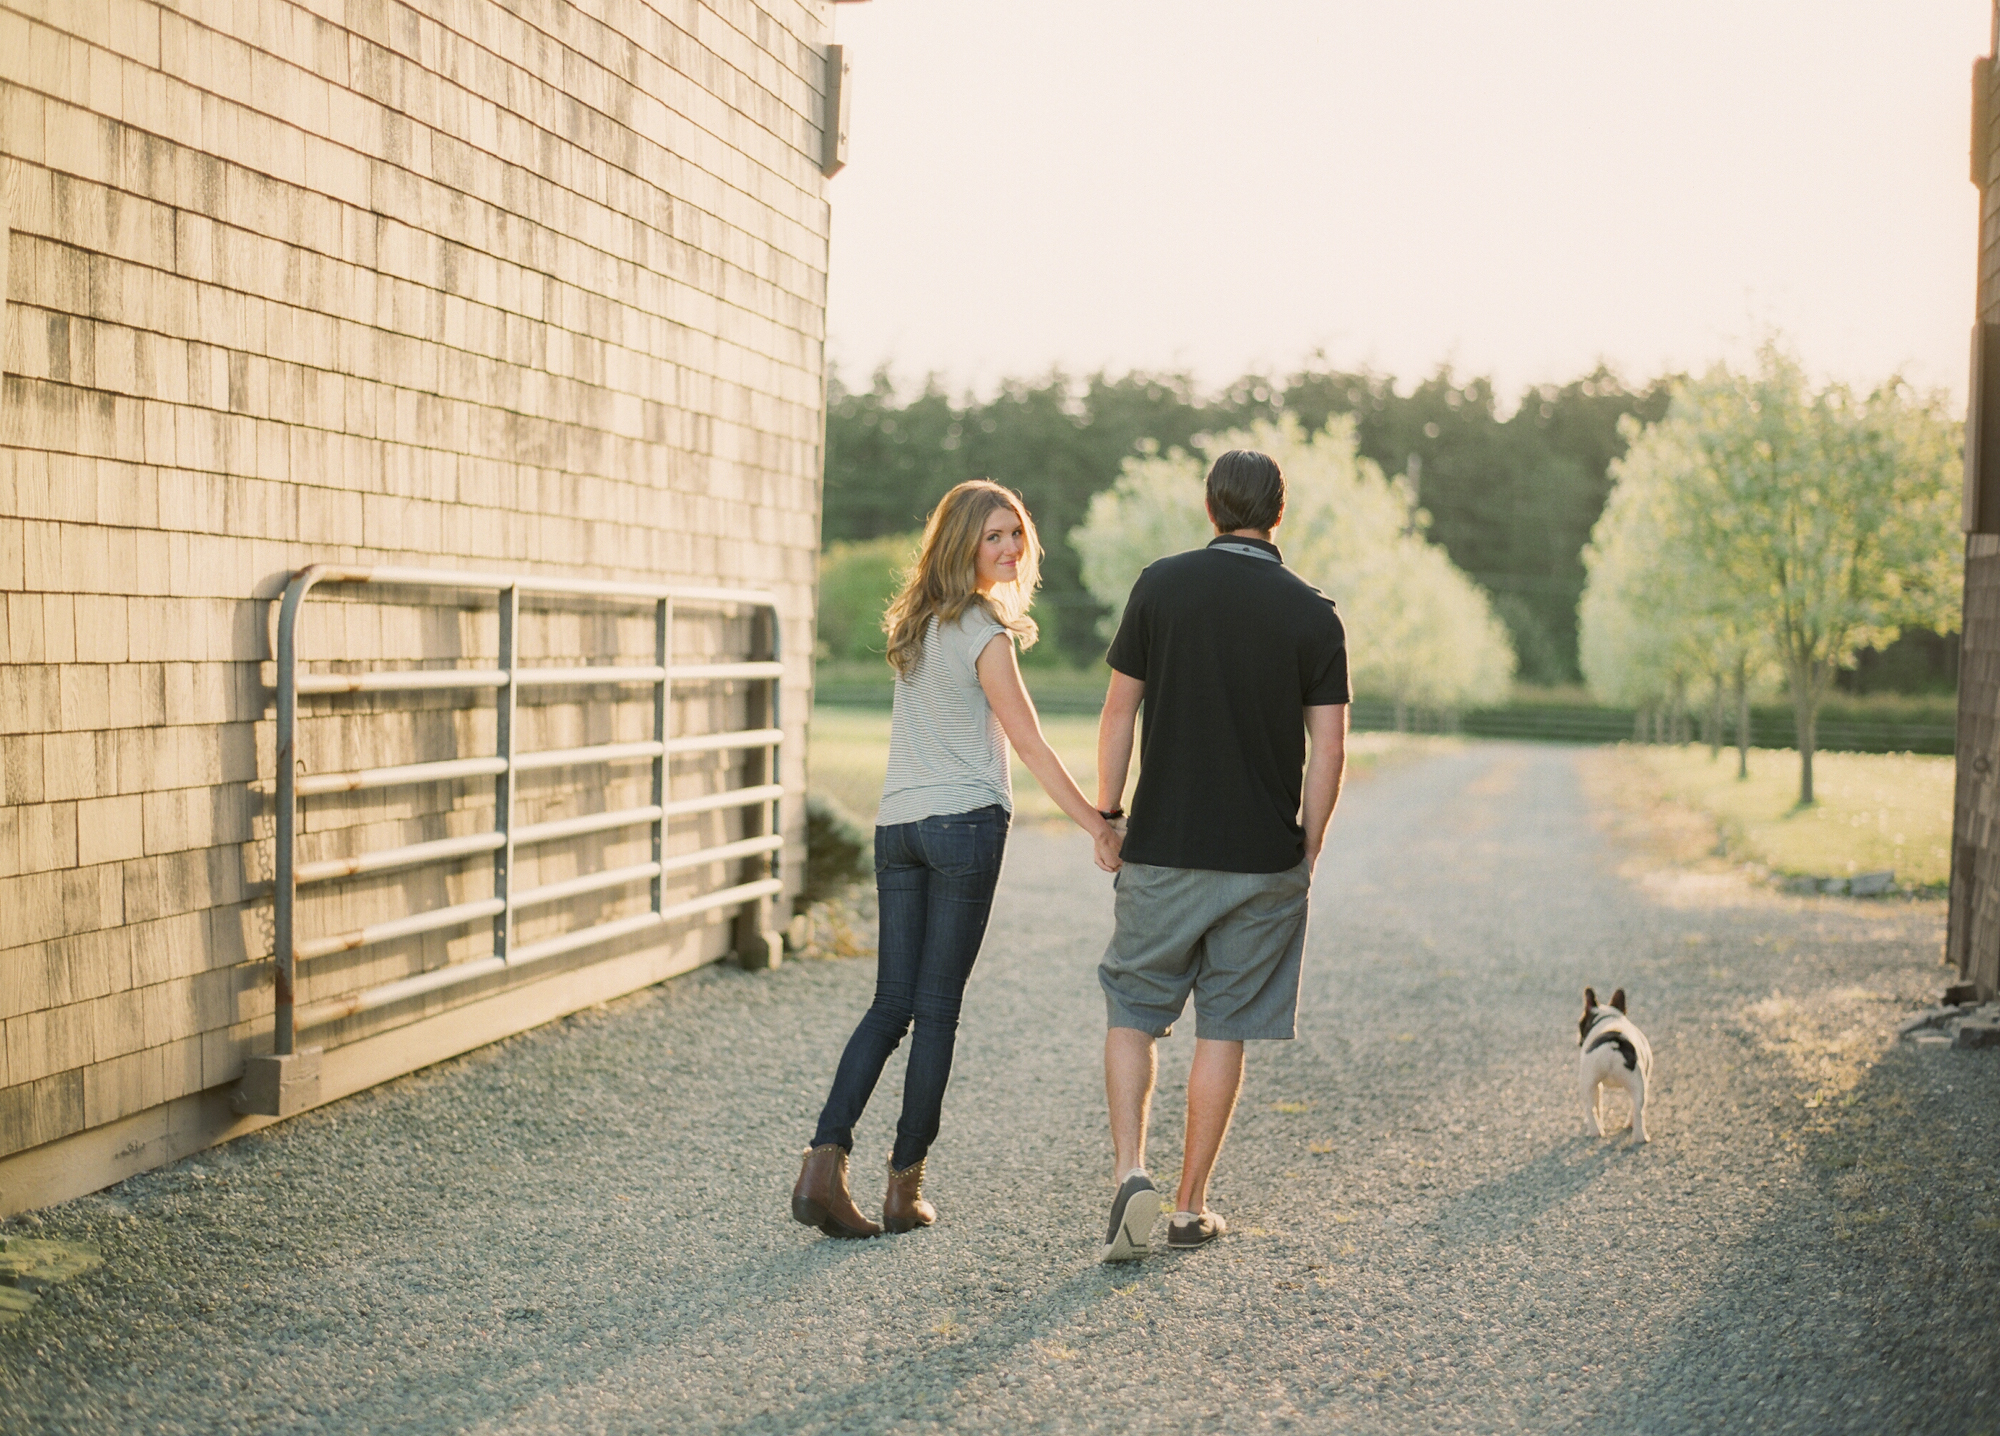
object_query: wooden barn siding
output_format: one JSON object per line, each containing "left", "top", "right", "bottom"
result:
{"left": 1953, "top": 6, "right": 2000, "bottom": 997}
{"left": 0, "top": 0, "right": 834, "bottom": 1212}
{"left": 1955, "top": 536, "right": 2000, "bottom": 993}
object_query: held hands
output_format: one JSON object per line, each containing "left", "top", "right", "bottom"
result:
{"left": 1092, "top": 822, "right": 1124, "bottom": 874}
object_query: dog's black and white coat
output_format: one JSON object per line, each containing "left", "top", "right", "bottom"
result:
{"left": 1578, "top": 986, "right": 1652, "bottom": 1143}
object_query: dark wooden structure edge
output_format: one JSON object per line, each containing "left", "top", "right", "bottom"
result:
{"left": 1949, "top": 9, "right": 2000, "bottom": 998}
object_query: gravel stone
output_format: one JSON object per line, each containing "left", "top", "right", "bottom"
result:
{"left": 0, "top": 743, "right": 1991, "bottom": 1434}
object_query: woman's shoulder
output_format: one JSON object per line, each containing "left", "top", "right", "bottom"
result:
{"left": 941, "top": 603, "right": 1007, "bottom": 646}
{"left": 896, "top": 609, "right": 992, "bottom": 684}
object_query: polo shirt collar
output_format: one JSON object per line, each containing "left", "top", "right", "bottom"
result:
{"left": 1207, "top": 534, "right": 1283, "bottom": 564}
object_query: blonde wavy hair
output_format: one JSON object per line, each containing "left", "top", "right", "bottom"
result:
{"left": 883, "top": 480, "right": 1043, "bottom": 677}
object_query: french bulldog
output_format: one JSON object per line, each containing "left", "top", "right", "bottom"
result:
{"left": 1579, "top": 986, "right": 1652, "bottom": 1143}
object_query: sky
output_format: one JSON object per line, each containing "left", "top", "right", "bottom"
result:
{"left": 823, "top": 0, "right": 1990, "bottom": 405}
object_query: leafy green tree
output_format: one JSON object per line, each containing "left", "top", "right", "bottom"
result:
{"left": 1582, "top": 346, "right": 1961, "bottom": 804}
{"left": 1678, "top": 349, "right": 1960, "bottom": 803}
{"left": 1074, "top": 418, "right": 1514, "bottom": 716}
{"left": 1578, "top": 436, "right": 1701, "bottom": 713}
{"left": 1581, "top": 419, "right": 1778, "bottom": 770}
{"left": 816, "top": 534, "right": 917, "bottom": 661}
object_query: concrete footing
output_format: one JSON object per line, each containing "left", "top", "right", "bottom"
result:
{"left": 233, "top": 1050, "right": 324, "bottom": 1118}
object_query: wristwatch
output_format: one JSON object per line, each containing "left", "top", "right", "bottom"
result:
{"left": 1097, "top": 807, "right": 1124, "bottom": 821}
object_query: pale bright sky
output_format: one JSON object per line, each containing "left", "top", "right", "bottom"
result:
{"left": 824, "top": 0, "right": 1989, "bottom": 405}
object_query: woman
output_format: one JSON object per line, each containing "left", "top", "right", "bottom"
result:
{"left": 791, "top": 480, "right": 1124, "bottom": 1238}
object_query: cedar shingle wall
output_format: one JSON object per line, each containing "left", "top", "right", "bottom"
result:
{"left": 0, "top": 0, "right": 830, "bottom": 1161}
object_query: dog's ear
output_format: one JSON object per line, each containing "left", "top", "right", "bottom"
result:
{"left": 1610, "top": 988, "right": 1627, "bottom": 1013}
{"left": 1583, "top": 987, "right": 1598, "bottom": 1012}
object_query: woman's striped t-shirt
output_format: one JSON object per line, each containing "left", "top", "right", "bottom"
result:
{"left": 876, "top": 609, "right": 1013, "bottom": 827}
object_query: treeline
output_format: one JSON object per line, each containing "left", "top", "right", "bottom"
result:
{"left": 823, "top": 363, "right": 1675, "bottom": 680}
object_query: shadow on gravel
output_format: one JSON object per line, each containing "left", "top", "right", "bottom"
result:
{"left": 1614, "top": 1043, "right": 2000, "bottom": 1435}
{"left": 1424, "top": 1137, "right": 1632, "bottom": 1245}
{"left": 711, "top": 1261, "right": 1171, "bottom": 1436}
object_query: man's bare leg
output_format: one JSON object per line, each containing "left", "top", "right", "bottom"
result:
{"left": 1105, "top": 1026, "right": 1157, "bottom": 1180}
{"left": 1175, "top": 1038, "right": 1245, "bottom": 1213}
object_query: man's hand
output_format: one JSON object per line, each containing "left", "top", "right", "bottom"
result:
{"left": 1300, "top": 703, "right": 1347, "bottom": 875}
{"left": 1093, "top": 824, "right": 1124, "bottom": 874}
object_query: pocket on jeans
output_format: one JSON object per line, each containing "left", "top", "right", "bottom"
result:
{"left": 875, "top": 822, "right": 917, "bottom": 871}
{"left": 920, "top": 812, "right": 1004, "bottom": 879}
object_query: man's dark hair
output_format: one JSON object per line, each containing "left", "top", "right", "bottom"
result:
{"left": 1205, "top": 449, "right": 1286, "bottom": 534}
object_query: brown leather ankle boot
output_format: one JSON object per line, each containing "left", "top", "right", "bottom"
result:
{"left": 791, "top": 1144, "right": 882, "bottom": 1239}
{"left": 883, "top": 1157, "right": 937, "bottom": 1233}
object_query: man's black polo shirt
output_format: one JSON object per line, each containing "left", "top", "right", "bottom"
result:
{"left": 1106, "top": 535, "right": 1350, "bottom": 873}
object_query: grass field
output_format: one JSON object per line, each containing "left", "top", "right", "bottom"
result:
{"left": 1631, "top": 745, "right": 1952, "bottom": 890}
{"left": 807, "top": 706, "right": 1447, "bottom": 828}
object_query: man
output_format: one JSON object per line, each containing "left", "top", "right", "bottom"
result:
{"left": 1092, "top": 448, "right": 1349, "bottom": 1260}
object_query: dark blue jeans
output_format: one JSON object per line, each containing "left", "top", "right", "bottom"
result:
{"left": 811, "top": 804, "right": 1009, "bottom": 1171}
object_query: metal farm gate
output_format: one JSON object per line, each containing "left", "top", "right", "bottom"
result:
{"left": 238, "top": 565, "right": 785, "bottom": 1116}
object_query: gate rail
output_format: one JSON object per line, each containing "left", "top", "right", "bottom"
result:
{"left": 238, "top": 564, "right": 784, "bottom": 1116}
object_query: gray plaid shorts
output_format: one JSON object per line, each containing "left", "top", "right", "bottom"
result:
{"left": 1098, "top": 858, "right": 1312, "bottom": 1041}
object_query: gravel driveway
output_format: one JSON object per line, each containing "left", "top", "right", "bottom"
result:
{"left": 1, "top": 742, "right": 1991, "bottom": 1434}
